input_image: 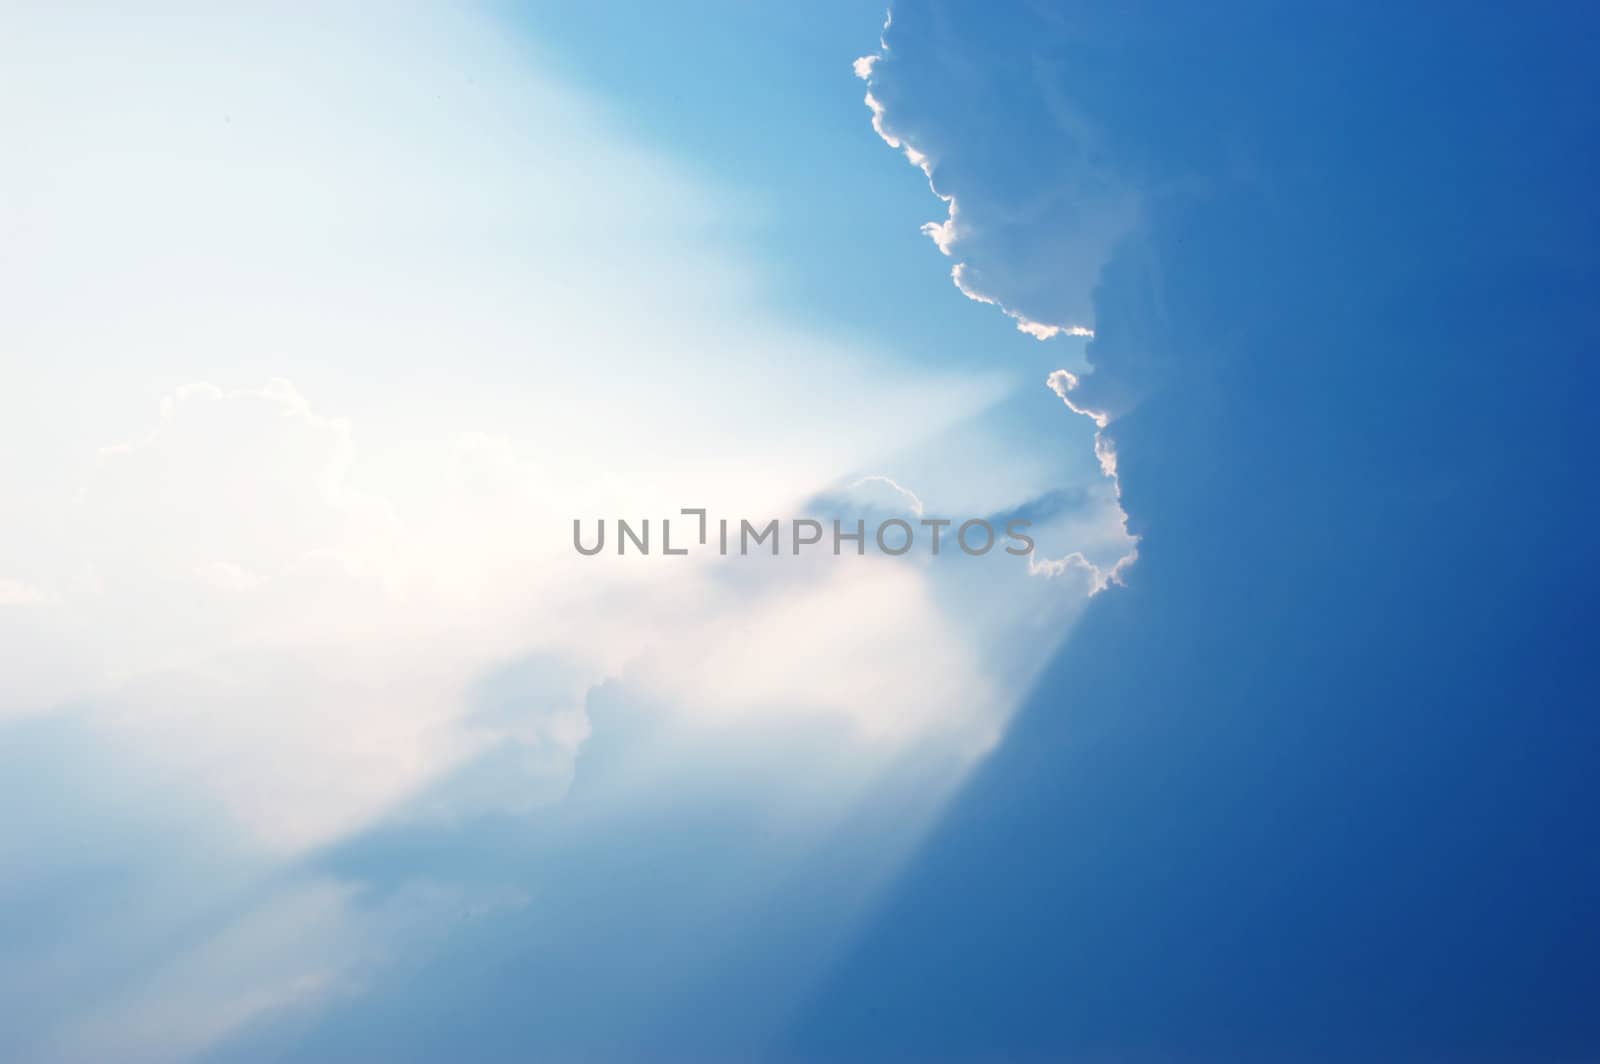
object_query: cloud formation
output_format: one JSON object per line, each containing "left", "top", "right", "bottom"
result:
{"left": 856, "top": 14, "right": 1140, "bottom": 590}
{"left": 792, "top": 5, "right": 1600, "bottom": 1059}
{"left": 854, "top": 10, "right": 1137, "bottom": 339}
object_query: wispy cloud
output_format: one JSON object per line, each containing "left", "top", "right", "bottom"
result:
{"left": 849, "top": 473, "right": 927, "bottom": 517}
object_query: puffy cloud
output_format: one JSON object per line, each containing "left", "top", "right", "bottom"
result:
{"left": 854, "top": 9, "right": 1138, "bottom": 339}
{"left": 855, "top": 8, "right": 1141, "bottom": 590}
{"left": 793, "top": 6, "right": 1600, "bottom": 1059}
{"left": 1045, "top": 369, "right": 1108, "bottom": 430}
{"left": 1027, "top": 543, "right": 1138, "bottom": 597}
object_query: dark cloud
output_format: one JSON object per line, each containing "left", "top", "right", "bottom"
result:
{"left": 788, "top": 2, "right": 1600, "bottom": 1060}
{"left": 856, "top": 2, "right": 1138, "bottom": 337}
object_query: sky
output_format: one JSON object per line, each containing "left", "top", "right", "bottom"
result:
{"left": 2, "top": 2, "right": 1598, "bottom": 1062}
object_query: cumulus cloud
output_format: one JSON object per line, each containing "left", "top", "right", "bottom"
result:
{"left": 854, "top": 9, "right": 1138, "bottom": 339}
{"left": 1046, "top": 369, "right": 1109, "bottom": 430}
{"left": 793, "top": 7, "right": 1600, "bottom": 1056}
{"left": 856, "top": 8, "right": 1140, "bottom": 587}
{"left": 1028, "top": 544, "right": 1138, "bottom": 597}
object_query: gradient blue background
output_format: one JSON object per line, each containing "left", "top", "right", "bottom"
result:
{"left": 5, "top": 2, "right": 1596, "bottom": 1061}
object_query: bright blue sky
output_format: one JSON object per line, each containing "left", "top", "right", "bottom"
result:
{"left": 508, "top": 0, "right": 1027, "bottom": 355}
{"left": 3, "top": 3, "right": 1598, "bottom": 1062}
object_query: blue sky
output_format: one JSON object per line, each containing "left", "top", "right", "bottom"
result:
{"left": 2, "top": 2, "right": 1598, "bottom": 1062}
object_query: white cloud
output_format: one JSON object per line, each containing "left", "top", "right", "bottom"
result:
{"left": 1029, "top": 544, "right": 1139, "bottom": 597}
{"left": 848, "top": 473, "right": 927, "bottom": 517}
{"left": 1046, "top": 369, "right": 1110, "bottom": 430}
{"left": 0, "top": 3, "right": 1125, "bottom": 1055}
{"left": 855, "top": 9, "right": 1140, "bottom": 588}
